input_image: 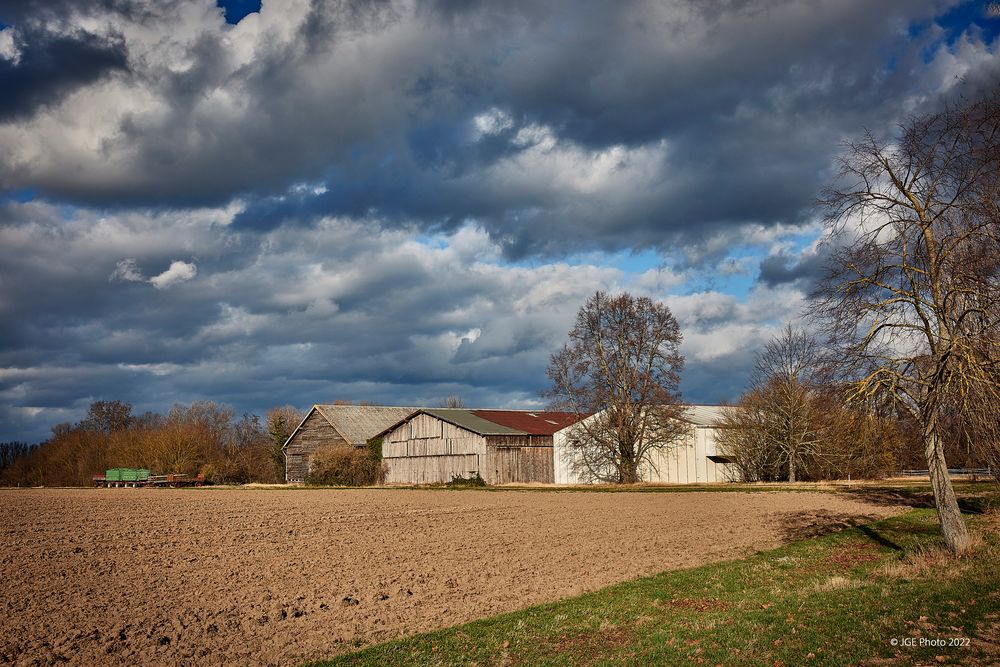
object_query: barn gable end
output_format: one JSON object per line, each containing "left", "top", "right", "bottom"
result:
{"left": 283, "top": 408, "right": 348, "bottom": 482}
{"left": 377, "top": 409, "right": 579, "bottom": 485}
{"left": 283, "top": 405, "right": 416, "bottom": 483}
{"left": 381, "top": 412, "right": 487, "bottom": 484}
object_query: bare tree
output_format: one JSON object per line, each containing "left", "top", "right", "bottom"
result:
{"left": 716, "top": 325, "right": 825, "bottom": 482}
{"left": 81, "top": 400, "right": 134, "bottom": 435}
{"left": 0, "top": 442, "right": 35, "bottom": 472}
{"left": 438, "top": 395, "right": 466, "bottom": 408}
{"left": 751, "top": 325, "right": 825, "bottom": 482}
{"left": 811, "top": 93, "right": 1000, "bottom": 553}
{"left": 545, "top": 291, "right": 688, "bottom": 483}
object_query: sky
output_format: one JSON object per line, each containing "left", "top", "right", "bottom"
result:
{"left": 0, "top": 0, "right": 998, "bottom": 443}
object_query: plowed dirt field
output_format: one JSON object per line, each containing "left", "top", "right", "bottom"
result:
{"left": 0, "top": 488, "right": 906, "bottom": 665}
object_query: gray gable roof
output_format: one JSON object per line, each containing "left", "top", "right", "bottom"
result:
{"left": 682, "top": 405, "right": 733, "bottom": 427}
{"left": 312, "top": 405, "right": 417, "bottom": 445}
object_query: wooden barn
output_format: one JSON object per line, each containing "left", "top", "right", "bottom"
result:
{"left": 376, "top": 409, "right": 582, "bottom": 485}
{"left": 552, "top": 405, "right": 736, "bottom": 484}
{"left": 282, "top": 405, "right": 414, "bottom": 482}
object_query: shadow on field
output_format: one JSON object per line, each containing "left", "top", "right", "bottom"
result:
{"left": 857, "top": 524, "right": 904, "bottom": 551}
{"left": 839, "top": 487, "right": 934, "bottom": 509}
{"left": 836, "top": 487, "right": 991, "bottom": 515}
{"left": 776, "top": 510, "right": 888, "bottom": 541}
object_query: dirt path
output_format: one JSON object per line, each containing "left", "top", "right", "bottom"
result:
{"left": 0, "top": 488, "right": 907, "bottom": 666}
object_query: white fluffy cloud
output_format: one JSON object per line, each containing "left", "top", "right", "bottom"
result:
{"left": 109, "top": 257, "right": 197, "bottom": 288}
{"left": 149, "top": 260, "right": 197, "bottom": 289}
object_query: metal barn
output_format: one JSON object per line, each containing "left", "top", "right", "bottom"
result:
{"left": 376, "top": 409, "right": 582, "bottom": 485}
{"left": 282, "top": 405, "right": 414, "bottom": 482}
{"left": 552, "top": 405, "right": 735, "bottom": 484}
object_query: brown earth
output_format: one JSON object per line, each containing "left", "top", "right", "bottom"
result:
{"left": 0, "top": 488, "right": 907, "bottom": 666}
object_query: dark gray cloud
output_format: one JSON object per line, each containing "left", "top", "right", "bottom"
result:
{"left": 0, "top": 0, "right": 146, "bottom": 23}
{"left": 0, "top": 29, "right": 127, "bottom": 121}
{"left": 2, "top": 0, "right": 994, "bottom": 256}
{"left": 758, "top": 248, "right": 828, "bottom": 288}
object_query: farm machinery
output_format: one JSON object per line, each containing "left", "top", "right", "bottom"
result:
{"left": 92, "top": 467, "right": 206, "bottom": 488}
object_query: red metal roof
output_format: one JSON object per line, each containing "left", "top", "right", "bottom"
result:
{"left": 470, "top": 410, "right": 584, "bottom": 436}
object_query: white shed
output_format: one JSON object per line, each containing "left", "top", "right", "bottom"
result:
{"left": 552, "top": 405, "right": 735, "bottom": 484}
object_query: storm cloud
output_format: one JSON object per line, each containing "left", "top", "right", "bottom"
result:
{"left": 0, "top": 29, "right": 127, "bottom": 121}
{"left": 2, "top": 0, "right": 996, "bottom": 251}
{"left": 0, "top": 0, "right": 997, "bottom": 440}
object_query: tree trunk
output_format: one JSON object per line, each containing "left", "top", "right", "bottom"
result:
{"left": 619, "top": 462, "right": 639, "bottom": 484}
{"left": 618, "top": 450, "right": 640, "bottom": 484}
{"left": 924, "top": 420, "right": 971, "bottom": 554}
{"left": 788, "top": 450, "right": 797, "bottom": 483}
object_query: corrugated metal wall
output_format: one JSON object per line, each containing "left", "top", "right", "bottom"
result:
{"left": 553, "top": 420, "right": 734, "bottom": 484}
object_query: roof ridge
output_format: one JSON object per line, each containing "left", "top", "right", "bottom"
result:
{"left": 312, "top": 404, "right": 352, "bottom": 443}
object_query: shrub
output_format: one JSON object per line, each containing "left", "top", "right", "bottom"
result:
{"left": 366, "top": 436, "right": 383, "bottom": 462}
{"left": 447, "top": 472, "right": 486, "bottom": 487}
{"left": 307, "top": 445, "right": 386, "bottom": 486}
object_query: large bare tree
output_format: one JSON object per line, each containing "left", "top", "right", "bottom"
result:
{"left": 812, "top": 92, "right": 1000, "bottom": 553}
{"left": 545, "top": 291, "right": 688, "bottom": 483}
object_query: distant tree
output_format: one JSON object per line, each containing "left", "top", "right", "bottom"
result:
{"left": 812, "top": 393, "right": 908, "bottom": 480}
{"left": 1, "top": 400, "right": 308, "bottom": 487}
{"left": 266, "top": 406, "right": 302, "bottom": 447}
{"left": 266, "top": 405, "right": 304, "bottom": 479}
{"left": 811, "top": 92, "right": 1000, "bottom": 553}
{"left": 716, "top": 325, "right": 826, "bottom": 482}
{"left": 218, "top": 413, "right": 271, "bottom": 483}
{"left": 147, "top": 402, "right": 234, "bottom": 476}
{"left": 0, "top": 442, "right": 35, "bottom": 472}
{"left": 438, "top": 395, "right": 466, "bottom": 408}
{"left": 545, "top": 291, "right": 688, "bottom": 483}
{"left": 80, "top": 400, "right": 134, "bottom": 435}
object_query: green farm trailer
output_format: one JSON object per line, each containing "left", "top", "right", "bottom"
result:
{"left": 92, "top": 468, "right": 205, "bottom": 488}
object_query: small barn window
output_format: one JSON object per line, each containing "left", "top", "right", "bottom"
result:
{"left": 708, "top": 455, "right": 733, "bottom": 464}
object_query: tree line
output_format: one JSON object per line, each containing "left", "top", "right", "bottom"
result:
{"left": 0, "top": 400, "right": 303, "bottom": 487}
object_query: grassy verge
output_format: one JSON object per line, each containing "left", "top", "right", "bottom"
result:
{"left": 306, "top": 495, "right": 1000, "bottom": 667}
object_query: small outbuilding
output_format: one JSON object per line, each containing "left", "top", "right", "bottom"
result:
{"left": 283, "top": 405, "right": 415, "bottom": 482}
{"left": 377, "top": 408, "right": 582, "bottom": 485}
{"left": 552, "top": 405, "right": 735, "bottom": 484}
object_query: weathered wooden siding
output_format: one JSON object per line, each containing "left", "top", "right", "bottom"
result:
{"left": 382, "top": 417, "right": 488, "bottom": 484}
{"left": 483, "top": 435, "right": 554, "bottom": 484}
{"left": 487, "top": 446, "right": 555, "bottom": 484}
{"left": 284, "top": 410, "right": 348, "bottom": 482}
{"left": 385, "top": 454, "right": 482, "bottom": 484}
{"left": 383, "top": 416, "right": 558, "bottom": 484}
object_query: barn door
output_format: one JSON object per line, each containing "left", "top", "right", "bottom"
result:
{"left": 493, "top": 448, "right": 518, "bottom": 484}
